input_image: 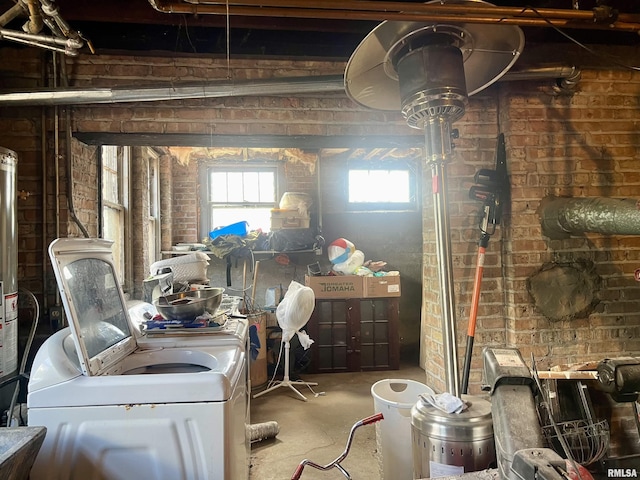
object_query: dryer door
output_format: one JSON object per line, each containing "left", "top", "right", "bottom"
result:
{"left": 49, "top": 238, "right": 137, "bottom": 376}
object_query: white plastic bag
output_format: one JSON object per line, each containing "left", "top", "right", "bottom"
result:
{"left": 276, "top": 280, "right": 315, "bottom": 348}
{"left": 333, "top": 249, "right": 364, "bottom": 275}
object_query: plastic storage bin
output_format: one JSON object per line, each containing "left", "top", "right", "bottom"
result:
{"left": 150, "top": 252, "right": 209, "bottom": 283}
{"left": 371, "top": 379, "right": 434, "bottom": 480}
{"left": 209, "top": 221, "right": 248, "bottom": 240}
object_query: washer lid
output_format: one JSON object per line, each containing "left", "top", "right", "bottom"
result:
{"left": 48, "top": 238, "right": 138, "bottom": 376}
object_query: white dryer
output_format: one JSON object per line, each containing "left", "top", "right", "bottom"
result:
{"left": 27, "top": 238, "right": 250, "bottom": 480}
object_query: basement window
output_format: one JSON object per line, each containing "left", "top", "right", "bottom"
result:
{"left": 347, "top": 166, "right": 416, "bottom": 211}
{"left": 101, "top": 145, "right": 131, "bottom": 287}
{"left": 205, "top": 166, "right": 278, "bottom": 234}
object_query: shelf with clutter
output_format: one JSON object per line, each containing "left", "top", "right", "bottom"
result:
{"left": 163, "top": 192, "right": 323, "bottom": 259}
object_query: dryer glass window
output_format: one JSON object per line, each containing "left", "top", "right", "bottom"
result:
{"left": 63, "top": 258, "right": 130, "bottom": 358}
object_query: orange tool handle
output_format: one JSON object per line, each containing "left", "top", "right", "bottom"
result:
{"left": 466, "top": 246, "right": 486, "bottom": 337}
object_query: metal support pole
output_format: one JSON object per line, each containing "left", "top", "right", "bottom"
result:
{"left": 425, "top": 117, "right": 460, "bottom": 398}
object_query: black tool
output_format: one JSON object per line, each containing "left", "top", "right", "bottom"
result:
{"left": 461, "top": 133, "right": 509, "bottom": 394}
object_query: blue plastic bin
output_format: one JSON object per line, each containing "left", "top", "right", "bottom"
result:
{"left": 209, "top": 221, "right": 249, "bottom": 240}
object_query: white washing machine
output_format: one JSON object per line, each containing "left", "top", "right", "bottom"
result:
{"left": 27, "top": 238, "right": 250, "bottom": 480}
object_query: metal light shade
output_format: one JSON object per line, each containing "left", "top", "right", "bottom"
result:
{"left": 344, "top": 0, "right": 525, "bottom": 116}
{"left": 396, "top": 44, "right": 468, "bottom": 128}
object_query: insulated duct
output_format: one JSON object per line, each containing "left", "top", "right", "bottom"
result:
{"left": 0, "top": 66, "right": 579, "bottom": 106}
{"left": 540, "top": 197, "right": 640, "bottom": 239}
{"left": 0, "top": 75, "right": 345, "bottom": 106}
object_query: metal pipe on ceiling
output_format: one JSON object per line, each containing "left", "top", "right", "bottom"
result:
{"left": 0, "top": 75, "right": 344, "bottom": 105}
{"left": 0, "top": 66, "right": 579, "bottom": 106}
{"left": 22, "top": 0, "right": 43, "bottom": 34}
{"left": 149, "top": 0, "right": 640, "bottom": 33}
{"left": 183, "top": 0, "right": 636, "bottom": 23}
{"left": 0, "top": 3, "right": 25, "bottom": 27}
{"left": 0, "top": 0, "right": 85, "bottom": 55}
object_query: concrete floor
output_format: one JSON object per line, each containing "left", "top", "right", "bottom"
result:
{"left": 249, "top": 363, "right": 426, "bottom": 480}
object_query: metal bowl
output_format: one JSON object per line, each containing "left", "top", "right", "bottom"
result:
{"left": 154, "top": 287, "right": 225, "bottom": 321}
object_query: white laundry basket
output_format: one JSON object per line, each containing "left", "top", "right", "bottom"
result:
{"left": 372, "top": 379, "right": 434, "bottom": 480}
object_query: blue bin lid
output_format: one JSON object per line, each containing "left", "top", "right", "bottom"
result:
{"left": 209, "top": 221, "right": 249, "bottom": 240}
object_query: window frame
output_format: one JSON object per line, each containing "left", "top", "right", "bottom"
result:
{"left": 345, "top": 160, "right": 419, "bottom": 212}
{"left": 146, "top": 148, "right": 161, "bottom": 267}
{"left": 100, "top": 145, "right": 132, "bottom": 291}
{"left": 199, "top": 161, "right": 283, "bottom": 238}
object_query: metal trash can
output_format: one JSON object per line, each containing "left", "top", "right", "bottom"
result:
{"left": 411, "top": 395, "right": 495, "bottom": 478}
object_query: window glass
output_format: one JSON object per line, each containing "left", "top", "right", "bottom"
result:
{"left": 147, "top": 150, "right": 160, "bottom": 266}
{"left": 349, "top": 169, "right": 411, "bottom": 203}
{"left": 64, "top": 258, "right": 130, "bottom": 358}
{"left": 207, "top": 167, "right": 277, "bottom": 232}
{"left": 101, "top": 145, "right": 130, "bottom": 285}
{"left": 102, "top": 146, "right": 119, "bottom": 204}
{"left": 347, "top": 167, "right": 415, "bottom": 210}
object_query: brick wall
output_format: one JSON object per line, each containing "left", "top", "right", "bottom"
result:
{"left": 171, "top": 159, "right": 200, "bottom": 244}
{"left": 424, "top": 65, "right": 640, "bottom": 378}
{"left": 131, "top": 146, "right": 150, "bottom": 299}
{"left": 500, "top": 67, "right": 640, "bottom": 370}
{"left": 419, "top": 55, "right": 640, "bottom": 451}
{"left": 70, "top": 138, "right": 99, "bottom": 239}
{"left": 159, "top": 153, "right": 174, "bottom": 252}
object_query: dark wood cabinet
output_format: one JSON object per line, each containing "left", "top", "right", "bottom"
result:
{"left": 307, "top": 297, "right": 400, "bottom": 373}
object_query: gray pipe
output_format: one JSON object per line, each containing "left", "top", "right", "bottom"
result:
{"left": 0, "top": 4, "right": 25, "bottom": 27}
{"left": 0, "top": 26, "right": 82, "bottom": 56}
{"left": 540, "top": 197, "right": 640, "bottom": 239}
{"left": 500, "top": 65, "right": 577, "bottom": 81}
{"left": 0, "top": 66, "right": 580, "bottom": 106}
{"left": 0, "top": 75, "right": 346, "bottom": 105}
{"left": 501, "top": 65, "right": 582, "bottom": 92}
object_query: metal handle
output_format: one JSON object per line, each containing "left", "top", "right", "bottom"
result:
{"left": 360, "top": 413, "right": 384, "bottom": 426}
{"left": 291, "top": 464, "right": 305, "bottom": 480}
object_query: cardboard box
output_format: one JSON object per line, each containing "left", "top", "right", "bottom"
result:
{"left": 270, "top": 209, "right": 310, "bottom": 230}
{"left": 305, "top": 274, "right": 364, "bottom": 299}
{"left": 363, "top": 275, "right": 401, "bottom": 298}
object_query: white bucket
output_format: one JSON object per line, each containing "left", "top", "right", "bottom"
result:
{"left": 371, "top": 379, "right": 435, "bottom": 480}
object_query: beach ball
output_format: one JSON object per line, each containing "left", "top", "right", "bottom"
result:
{"left": 328, "top": 238, "right": 355, "bottom": 264}
{"left": 333, "top": 250, "right": 365, "bottom": 275}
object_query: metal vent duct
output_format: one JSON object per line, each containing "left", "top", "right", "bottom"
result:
{"left": 345, "top": 0, "right": 524, "bottom": 398}
{"left": 541, "top": 197, "right": 640, "bottom": 239}
{"left": 0, "top": 66, "right": 580, "bottom": 106}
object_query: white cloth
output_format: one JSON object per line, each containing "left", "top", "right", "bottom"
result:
{"left": 419, "top": 392, "right": 468, "bottom": 414}
{"left": 276, "top": 281, "right": 315, "bottom": 348}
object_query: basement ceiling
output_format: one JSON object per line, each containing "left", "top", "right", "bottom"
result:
{"left": 0, "top": 0, "right": 639, "bottom": 59}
